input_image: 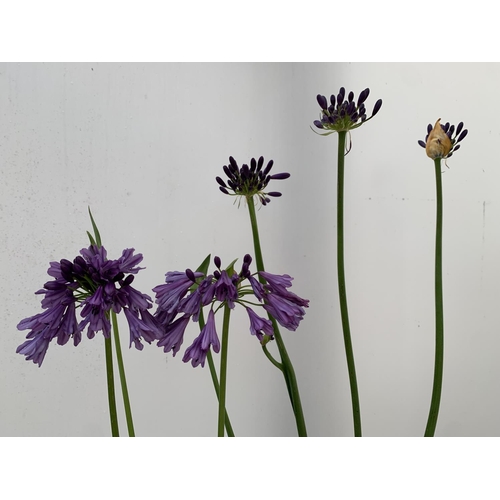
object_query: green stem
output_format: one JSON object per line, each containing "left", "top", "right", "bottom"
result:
{"left": 424, "top": 158, "right": 444, "bottom": 437}
{"left": 247, "top": 198, "right": 308, "bottom": 437}
{"left": 199, "top": 310, "right": 235, "bottom": 437}
{"left": 218, "top": 305, "right": 231, "bottom": 437}
{"left": 262, "top": 344, "right": 284, "bottom": 372}
{"left": 337, "top": 131, "right": 362, "bottom": 437}
{"left": 104, "top": 336, "right": 119, "bottom": 437}
{"left": 111, "top": 311, "right": 135, "bottom": 437}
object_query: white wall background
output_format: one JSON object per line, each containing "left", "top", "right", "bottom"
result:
{"left": 1, "top": 62, "right": 498, "bottom": 437}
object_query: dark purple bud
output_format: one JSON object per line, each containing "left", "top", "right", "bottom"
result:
{"left": 244, "top": 254, "right": 252, "bottom": 264}
{"left": 316, "top": 94, "right": 328, "bottom": 110}
{"left": 313, "top": 120, "right": 324, "bottom": 129}
{"left": 267, "top": 192, "right": 282, "bottom": 197}
{"left": 222, "top": 165, "right": 233, "bottom": 180}
{"left": 227, "top": 180, "right": 237, "bottom": 190}
{"left": 113, "top": 271, "right": 125, "bottom": 283}
{"left": 452, "top": 144, "right": 461, "bottom": 152}
{"left": 213, "top": 270, "right": 221, "bottom": 280}
{"left": 418, "top": 140, "right": 426, "bottom": 148}
{"left": 372, "top": 99, "right": 382, "bottom": 117}
{"left": 60, "top": 259, "right": 74, "bottom": 281}
{"left": 216, "top": 176, "right": 227, "bottom": 188}
{"left": 456, "top": 129, "right": 468, "bottom": 143}
{"left": 229, "top": 156, "right": 238, "bottom": 170}
{"left": 346, "top": 101, "right": 356, "bottom": 116}
{"left": 448, "top": 125, "right": 455, "bottom": 137}
{"left": 214, "top": 256, "right": 221, "bottom": 269}
{"left": 257, "top": 156, "right": 264, "bottom": 171}
{"left": 337, "top": 92, "right": 344, "bottom": 107}
{"left": 250, "top": 158, "right": 256, "bottom": 171}
{"left": 456, "top": 122, "right": 464, "bottom": 136}
{"left": 241, "top": 164, "right": 250, "bottom": 180}
{"left": 441, "top": 122, "right": 450, "bottom": 133}
{"left": 270, "top": 172, "right": 290, "bottom": 180}
{"left": 427, "top": 124, "right": 433, "bottom": 134}
{"left": 348, "top": 91, "right": 354, "bottom": 102}
{"left": 357, "top": 88, "right": 370, "bottom": 107}
{"left": 219, "top": 186, "right": 229, "bottom": 195}
{"left": 185, "top": 268, "right": 196, "bottom": 282}
{"left": 330, "top": 95, "right": 336, "bottom": 107}
{"left": 122, "top": 274, "right": 134, "bottom": 286}
{"left": 262, "top": 160, "right": 274, "bottom": 176}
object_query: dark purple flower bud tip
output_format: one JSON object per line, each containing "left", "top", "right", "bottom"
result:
{"left": 243, "top": 254, "right": 252, "bottom": 264}
{"left": 214, "top": 256, "right": 221, "bottom": 269}
{"left": 372, "top": 99, "right": 382, "bottom": 116}
{"left": 213, "top": 270, "right": 221, "bottom": 280}
{"left": 418, "top": 140, "right": 426, "bottom": 148}
{"left": 185, "top": 268, "right": 196, "bottom": 282}
{"left": 316, "top": 94, "right": 328, "bottom": 110}
{"left": 270, "top": 172, "right": 291, "bottom": 180}
{"left": 267, "top": 192, "right": 282, "bottom": 197}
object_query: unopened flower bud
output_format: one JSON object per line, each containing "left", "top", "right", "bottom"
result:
{"left": 426, "top": 119, "right": 452, "bottom": 159}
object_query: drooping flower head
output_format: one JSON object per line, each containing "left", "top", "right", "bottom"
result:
{"left": 418, "top": 119, "right": 468, "bottom": 160}
{"left": 153, "top": 254, "right": 309, "bottom": 368}
{"left": 216, "top": 156, "right": 290, "bottom": 206}
{"left": 17, "top": 245, "right": 161, "bottom": 366}
{"left": 313, "top": 87, "right": 382, "bottom": 135}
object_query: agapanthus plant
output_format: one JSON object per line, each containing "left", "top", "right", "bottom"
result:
{"left": 312, "top": 87, "right": 383, "bottom": 437}
{"left": 16, "top": 209, "right": 158, "bottom": 436}
{"left": 418, "top": 119, "right": 468, "bottom": 437}
{"left": 216, "top": 156, "right": 308, "bottom": 437}
{"left": 153, "top": 254, "right": 309, "bottom": 436}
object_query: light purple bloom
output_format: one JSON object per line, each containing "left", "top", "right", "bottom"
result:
{"left": 246, "top": 307, "right": 274, "bottom": 342}
{"left": 263, "top": 293, "right": 308, "bottom": 332}
{"left": 214, "top": 270, "right": 238, "bottom": 309}
{"left": 153, "top": 270, "right": 203, "bottom": 314}
{"left": 182, "top": 310, "right": 220, "bottom": 367}
{"left": 157, "top": 314, "right": 191, "bottom": 356}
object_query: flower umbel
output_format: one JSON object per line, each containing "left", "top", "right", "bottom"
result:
{"left": 153, "top": 254, "right": 309, "bottom": 367}
{"left": 313, "top": 87, "right": 382, "bottom": 135}
{"left": 418, "top": 118, "right": 468, "bottom": 160}
{"left": 17, "top": 245, "right": 161, "bottom": 366}
{"left": 216, "top": 156, "right": 290, "bottom": 206}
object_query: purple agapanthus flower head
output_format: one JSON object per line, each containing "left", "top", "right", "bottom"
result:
{"left": 216, "top": 156, "right": 290, "bottom": 207}
{"left": 17, "top": 245, "right": 161, "bottom": 367}
{"left": 153, "top": 254, "right": 309, "bottom": 368}
{"left": 313, "top": 87, "right": 382, "bottom": 135}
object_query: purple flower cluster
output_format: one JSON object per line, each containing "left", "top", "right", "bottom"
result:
{"left": 313, "top": 87, "right": 382, "bottom": 133}
{"left": 153, "top": 254, "right": 309, "bottom": 368}
{"left": 17, "top": 245, "right": 161, "bottom": 367}
{"left": 216, "top": 156, "right": 290, "bottom": 206}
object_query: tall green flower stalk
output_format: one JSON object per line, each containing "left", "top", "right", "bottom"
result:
{"left": 313, "top": 87, "right": 382, "bottom": 437}
{"left": 216, "top": 156, "right": 309, "bottom": 437}
{"left": 247, "top": 199, "right": 307, "bottom": 436}
{"left": 87, "top": 209, "right": 136, "bottom": 437}
{"left": 419, "top": 119, "right": 468, "bottom": 436}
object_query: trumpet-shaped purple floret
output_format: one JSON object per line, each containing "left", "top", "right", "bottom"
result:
{"left": 263, "top": 293, "right": 308, "bottom": 332}
{"left": 246, "top": 307, "right": 274, "bottom": 342}
{"left": 182, "top": 310, "right": 220, "bottom": 368}
{"left": 153, "top": 270, "right": 203, "bottom": 314}
{"left": 214, "top": 270, "right": 238, "bottom": 309}
{"left": 157, "top": 314, "right": 191, "bottom": 356}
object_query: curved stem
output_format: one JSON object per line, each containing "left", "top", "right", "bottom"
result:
{"left": 424, "top": 158, "right": 444, "bottom": 437}
{"left": 337, "top": 131, "right": 362, "bottom": 437}
{"left": 104, "top": 336, "right": 119, "bottom": 437}
{"left": 111, "top": 311, "right": 135, "bottom": 437}
{"left": 199, "top": 309, "right": 235, "bottom": 437}
{"left": 218, "top": 305, "right": 231, "bottom": 437}
{"left": 262, "top": 344, "right": 284, "bottom": 372}
{"left": 247, "top": 199, "right": 308, "bottom": 437}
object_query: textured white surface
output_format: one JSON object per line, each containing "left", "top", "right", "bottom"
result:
{"left": 1, "top": 62, "right": 498, "bottom": 436}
